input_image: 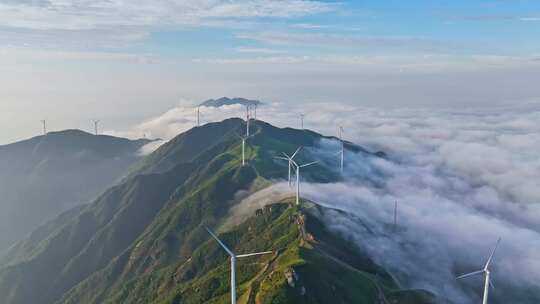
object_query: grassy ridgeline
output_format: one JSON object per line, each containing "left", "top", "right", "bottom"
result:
{"left": 0, "top": 119, "right": 431, "bottom": 304}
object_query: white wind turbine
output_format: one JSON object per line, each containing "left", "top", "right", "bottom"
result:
{"left": 291, "top": 159, "right": 318, "bottom": 205}
{"left": 236, "top": 133, "right": 252, "bottom": 167}
{"left": 245, "top": 105, "right": 251, "bottom": 136}
{"left": 275, "top": 147, "right": 302, "bottom": 187}
{"left": 93, "top": 120, "right": 100, "bottom": 135}
{"left": 456, "top": 238, "right": 501, "bottom": 304}
{"left": 253, "top": 104, "right": 258, "bottom": 120}
{"left": 206, "top": 228, "right": 272, "bottom": 304}
{"left": 41, "top": 119, "right": 47, "bottom": 135}
{"left": 337, "top": 126, "right": 344, "bottom": 173}
{"left": 393, "top": 200, "right": 398, "bottom": 232}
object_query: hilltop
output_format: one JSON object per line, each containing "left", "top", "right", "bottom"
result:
{"left": 199, "top": 97, "right": 262, "bottom": 108}
{"left": 0, "top": 119, "right": 432, "bottom": 304}
{"left": 0, "top": 130, "right": 152, "bottom": 251}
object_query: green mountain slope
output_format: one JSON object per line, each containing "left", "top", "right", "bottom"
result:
{"left": 59, "top": 201, "right": 433, "bottom": 304}
{"left": 0, "top": 130, "right": 152, "bottom": 251}
{"left": 0, "top": 118, "right": 428, "bottom": 304}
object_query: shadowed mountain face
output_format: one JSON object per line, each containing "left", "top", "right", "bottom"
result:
{"left": 199, "top": 97, "right": 261, "bottom": 108}
{"left": 0, "top": 130, "right": 151, "bottom": 251}
{"left": 0, "top": 119, "right": 431, "bottom": 304}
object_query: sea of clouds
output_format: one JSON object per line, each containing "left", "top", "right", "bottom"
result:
{"left": 110, "top": 100, "right": 540, "bottom": 303}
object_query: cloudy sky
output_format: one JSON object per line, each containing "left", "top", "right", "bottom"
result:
{"left": 1, "top": 0, "right": 540, "bottom": 144}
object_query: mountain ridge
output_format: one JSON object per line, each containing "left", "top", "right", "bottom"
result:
{"left": 0, "top": 118, "right": 425, "bottom": 304}
{"left": 0, "top": 130, "right": 153, "bottom": 251}
{"left": 199, "top": 97, "right": 262, "bottom": 108}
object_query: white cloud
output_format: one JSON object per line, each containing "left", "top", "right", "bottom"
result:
{"left": 0, "top": 0, "right": 337, "bottom": 49}
{"left": 194, "top": 55, "right": 311, "bottom": 65}
{"left": 0, "top": 0, "right": 336, "bottom": 31}
{"left": 235, "top": 31, "right": 460, "bottom": 51}
{"left": 293, "top": 23, "right": 328, "bottom": 29}
{"left": 519, "top": 17, "right": 540, "bottom": 22}
{"left": 234, "top": 46, "right": 288, "bottom": 54}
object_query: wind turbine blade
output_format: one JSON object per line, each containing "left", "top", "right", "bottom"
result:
{"left": 281, "top": 152, "right": 292, "bottom": 159}
{"left": 456, "top": 270, "right": 484, "bottom": 280}
{"left": 206, "top": 228, "right": 234, "bottom": 257}
{"left": 484, "top": 237, "right": 501, "bottom": 270}
{"left": 236, "top": 251, "right": 273, "bottom": 258}
{"left": 274, "top": 156, "right": 289, "bottom": 161}
{"left": 291, "top": 147, "right": 302, "bottom": 159}
{"left": 290, "top": 159, "right": 299, "bottom": 168}
{"left": 489, "top": 279, "right": 495, "bottom": 290}
{"left": 300, "top": 161, "right": 319, "bottom": 168}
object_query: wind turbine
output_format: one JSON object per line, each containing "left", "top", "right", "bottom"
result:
{"left": 393, "top": 200, "right": 398, "bottom": 232}
{"left": 252, "top": 104, "right": 258, "bottom": 120}
{"left": 291, "top": 159, "right": 318, "bottom": 205}
{"left": 245, "top": 105, "right": 251, "bottom": 137}
{"left": 456, "top": 238, "right": 501, "bottom": 304}
{"left": 300, "top": 114, "right": 305, "bottom": 129}
{"left": 41, "top": 120, "right": 47, "bottom": 135}
{"left": 93, "top": 120, "right": 100, "bottom": 135}
{"left": 275, "top": 147, "right": 302, "bottom": 187}
{"left": 337, "top": 126, "right": 344, "bottom": 173}
{"left": 206, "top": 228, "right": 272, "bottom": 304}
{"left": 236, "top": 133, "right": 253, "bottom": 167}
{"left": 196, "top": 106, "right": 201, "bottom": 127}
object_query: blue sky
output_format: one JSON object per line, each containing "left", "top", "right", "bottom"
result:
{"left": 2, "top": 0, "right": 539, "bottom": 58}
{"left": 127, "top": 0, "right": 540, "bottom": 60}
{"left": 140, "top": 1, "right": 540, "bottom": 57}
{"left": 0, "top": 0, "right": 539, "bottom": 144}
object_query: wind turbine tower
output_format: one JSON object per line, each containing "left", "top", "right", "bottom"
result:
{"left": 241, "top": 137, "right": 246, "bottom": 166}
{"left": 338, "top": 126, "right": 344, "bottom": 173}
{"left": 237, "top": 134, "right": 252, "bottom": 167}
{"left": 456, "top": 238, "right": 501, "bottom": 304}
{"left": 196, "top": 106, "right": 201, "bottom": 127}
{"left": 41, "top": 120, "right": 47, "bottom": 135}
{"left": 93, "top": 120, "right": 100, "bottom": 135}
{"left": 245, "top": 105, "right": 251, "bottom": 136}
{"left": 291, "top": 160, "right": 318, "bottom": 205}
{"left": 393, "top": 200, "right": 398, "bottom": 232}
{"left": 206, "top": 228, "right": 272, "bottom": 304}
{"left": 300, "top": 114, "right": 305, "bottom": 129}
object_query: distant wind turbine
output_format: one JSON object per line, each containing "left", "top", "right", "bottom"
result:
{"left": 236, "top": 133, "right": 253, "bottom": 167}
{"left": 93, "top": 120, "right": 100, "bottom": 135}
{"left": 291, "top": 159, "right": 318, "bottom": 205}
{"left": 456, "top": 238, "right": 501, "bottom": 304}
{"left": 245, "top": 105, "right": 251, "bottom": 137}
{"left": 393, "top": 200, "right": 398, "bottom": 232}
{"left": 300, "top": 114, "right": 305, "bottom": 129}
{"left": 206, "top": 228, "right": 272, "bottom": 304}
{"left": 41, "top": 120, "right": 47, "bottom": 135}
{"left": 337, "top": 126, "right": 344, "bottom": 173}
{"left": 253, "top": 104, "right": 258, "bottom": 120}
{"left": 275, "top": 147, "right": 302, "bottom": 187}
{"left": 196, "top": 106, "right": 200, "bottom": 127}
